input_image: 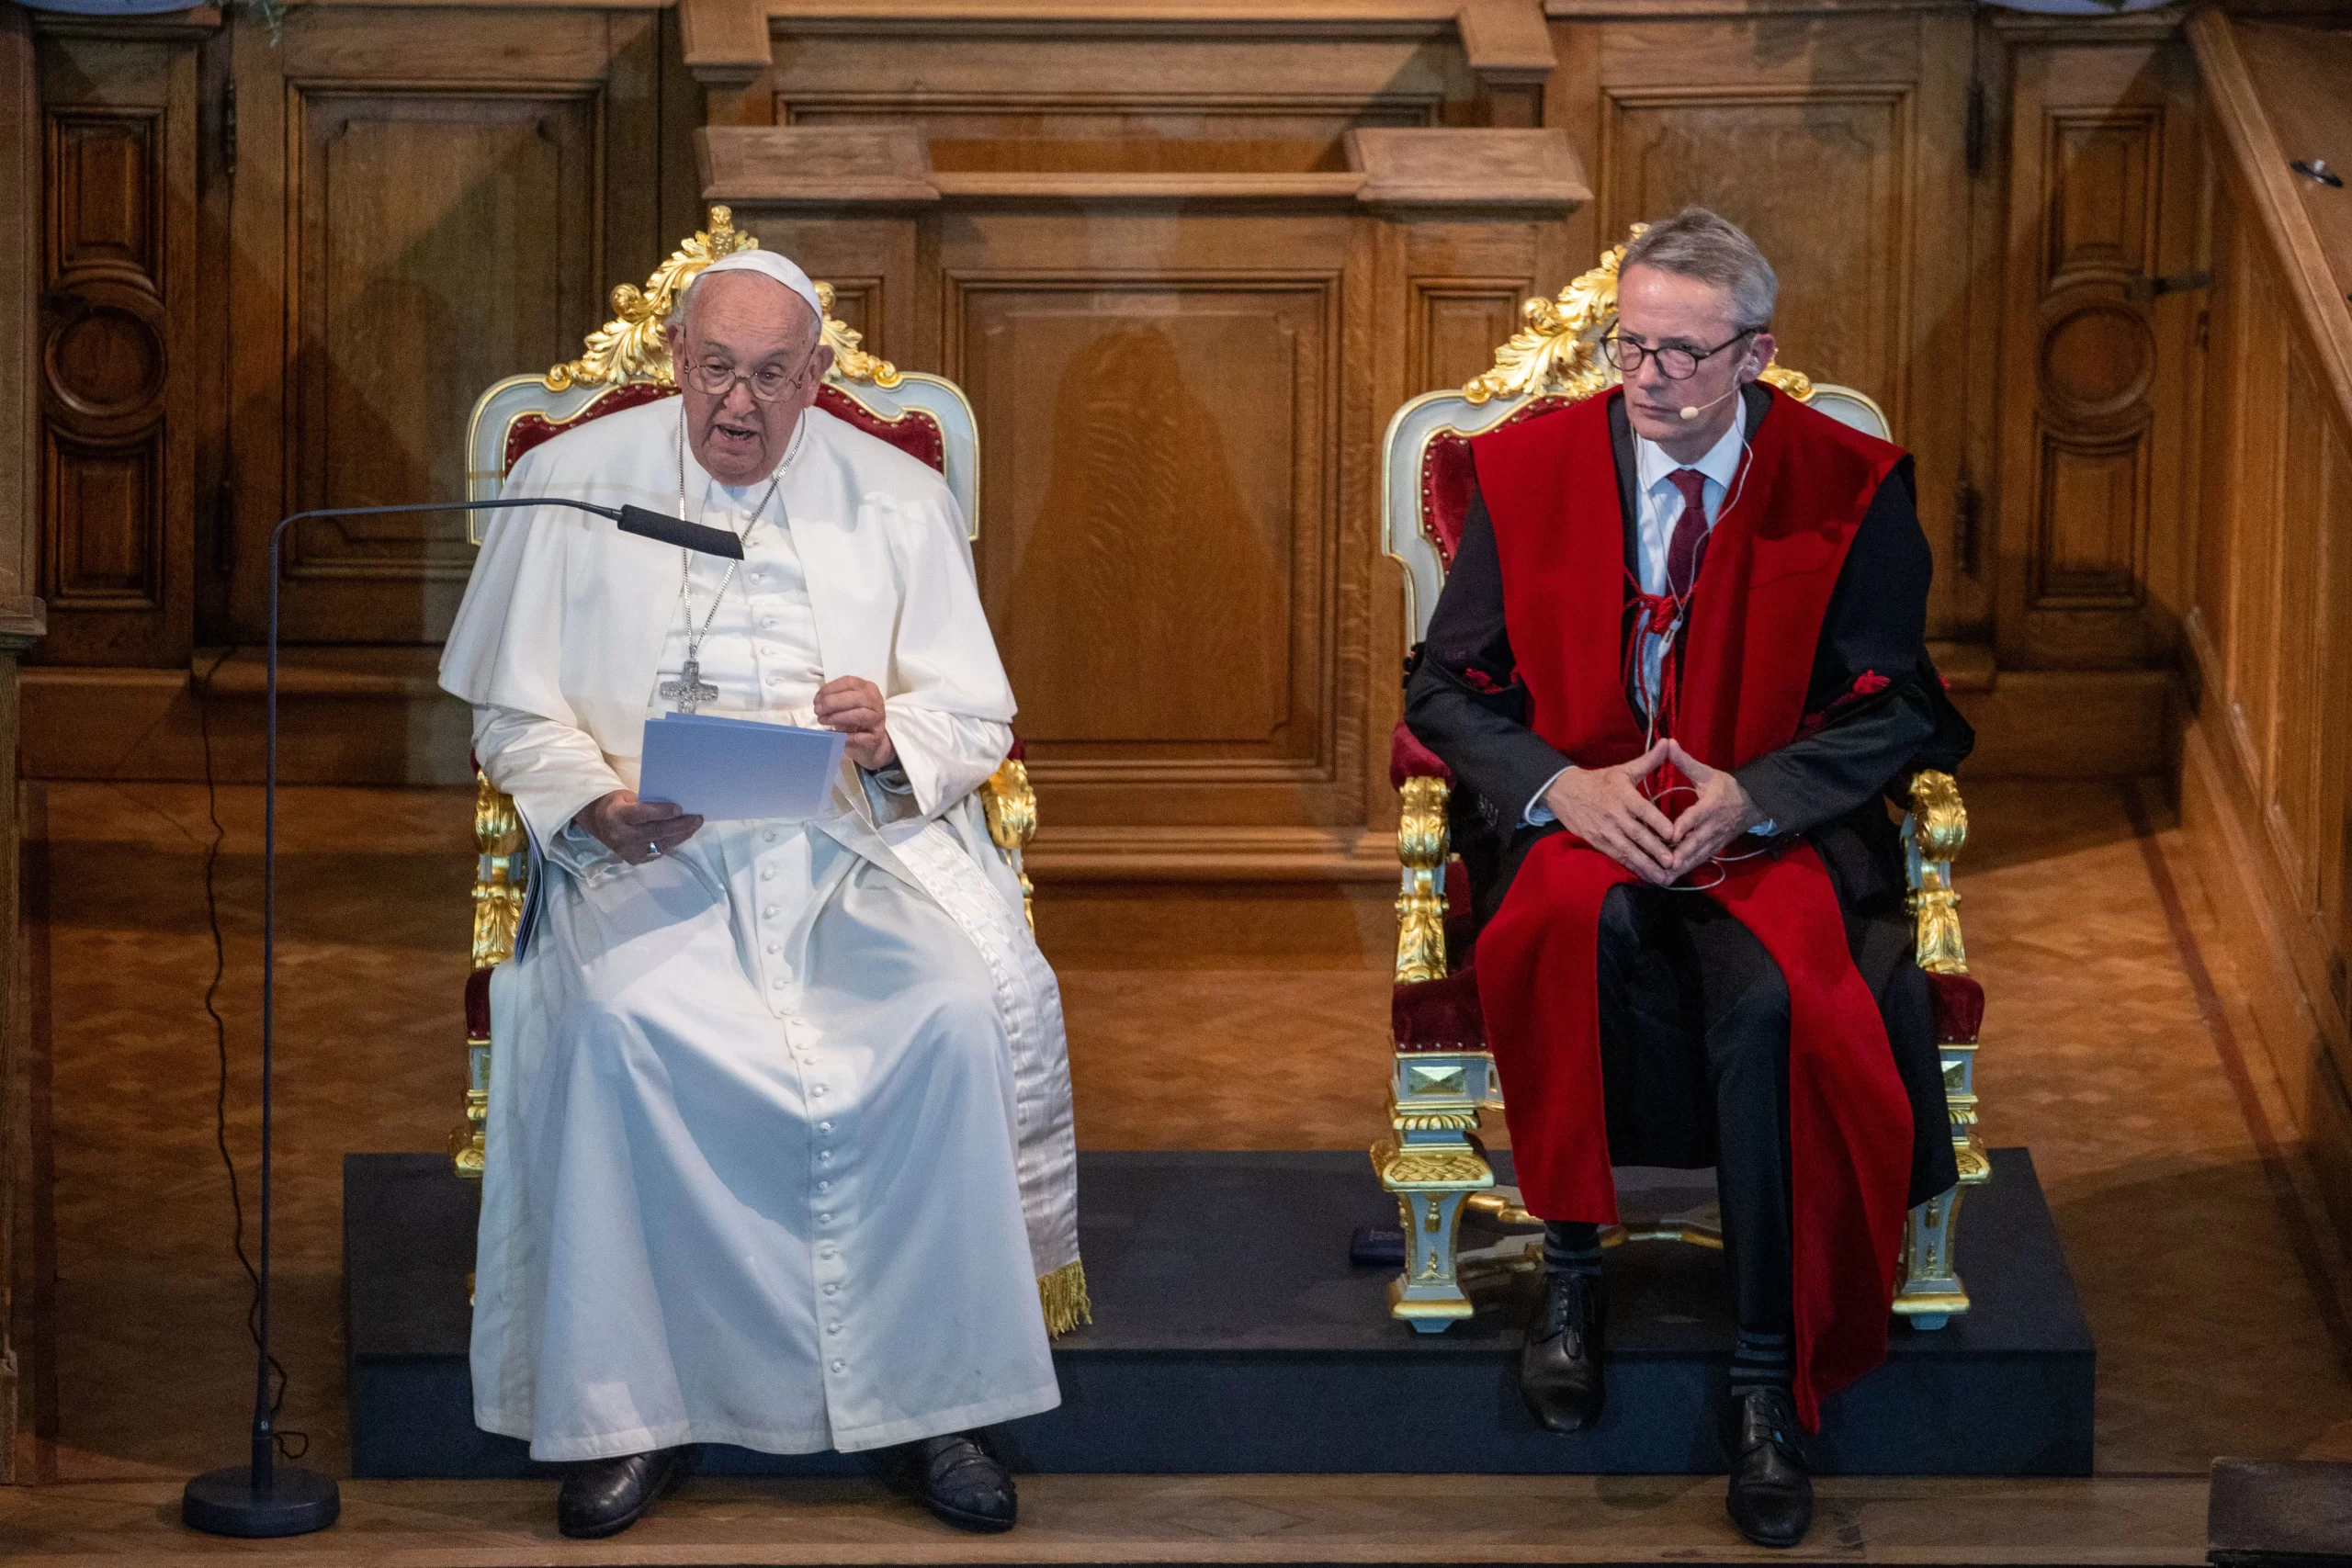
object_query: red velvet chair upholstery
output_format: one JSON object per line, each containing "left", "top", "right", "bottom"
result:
{"left": 451, "top": 207, "right": 1035, "bottom": 1179}
{"left": 1374, "top": 230, "right": 1987, "bottom": 1332}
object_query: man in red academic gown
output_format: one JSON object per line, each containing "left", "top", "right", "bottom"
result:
{"left": 1403, "top": 207, "right": 1972, "bottom": 1549}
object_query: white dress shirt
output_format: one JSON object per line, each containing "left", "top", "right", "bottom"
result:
{"left": 1525, "top": 400, "right": 1767, "bottom": 829}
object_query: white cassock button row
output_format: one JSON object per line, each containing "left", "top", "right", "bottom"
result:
{"left": 764, "top": 905, "right": 779, "bottom": 919}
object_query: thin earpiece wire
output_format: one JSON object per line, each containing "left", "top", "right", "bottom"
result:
{"left": 1632, "top": 395, "right": 1768, "bottom": 891}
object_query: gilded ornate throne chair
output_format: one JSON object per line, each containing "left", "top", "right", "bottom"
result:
{"left": 450, "top": 205, "right": 1038, "bottom": 1181}
{"left": 1374, "top": 231, "right": 1986, "bottom": 1334}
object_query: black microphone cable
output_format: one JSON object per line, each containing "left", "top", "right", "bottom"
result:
{"left": 194, "top": 644, "right": 307, "bottom": 1460}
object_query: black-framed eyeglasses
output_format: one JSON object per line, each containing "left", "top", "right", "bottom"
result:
{"left": 1600, "top": 328, "right": 1758, "bottom": 382}
{"left": 680, "top": 353, "right": 823, "bottom": 403}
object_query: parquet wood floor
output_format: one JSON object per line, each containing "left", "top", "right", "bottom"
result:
{"left": 12, "top": 778, "right": 2352, "bottom": 1559}
{"left": 0, "top": 1474, "right": 2210, "bottom": 1566}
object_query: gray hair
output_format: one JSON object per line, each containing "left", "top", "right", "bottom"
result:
{"left": 1620, "top": 207, "right": 1777, "bottom": 332}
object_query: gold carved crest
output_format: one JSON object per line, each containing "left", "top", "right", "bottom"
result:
{"left": 1462, "top": 223, "right": 1814, "bottom": 407}
{"left": 544, "top": 204, "right": 900, "bottom": 391}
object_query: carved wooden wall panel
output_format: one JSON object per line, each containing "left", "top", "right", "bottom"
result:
{"left": 1996, "top": 39, "right": 2201, "bottom": 668}
{"left": 221, "top": 6, "right": 673, "bottom": 647}
{"left": 1547, "top": 11, "right": 1987, "bottom": 645}
{"left": 1409, "top": 279, "right": 1525, "bottom": 393}
{"left": 1602, "top": 90, "right": 1910, "bottom": 409}
{"left": 935, "top": 210, "right": 1371, "bottom": 843}
{"left": 35, "top": 39, "right": 196, "bottom": 665}
{"left": 2267, "top": 354, "right": 2335, "bottom": 902}
{"left": 962, "top": 279, "right": 1336, "bottom": 776}
{"left": 282, "top": 88, "right": 604, "bottom": 641}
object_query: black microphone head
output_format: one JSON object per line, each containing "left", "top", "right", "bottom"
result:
{"left": 616, "top": 504, "right": 746, "bottom": 560}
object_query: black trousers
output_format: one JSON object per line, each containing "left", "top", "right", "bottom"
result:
{"left": 1592, "top": 882, "right": 1795, "bottom": 1336}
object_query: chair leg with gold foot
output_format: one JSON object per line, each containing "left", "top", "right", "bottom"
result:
{"left": 1894, "top": 769, "right": 1988, "bottom": 1331}
{"left": 1375, "top": 1050, "right": 1498, "bottom": 1330}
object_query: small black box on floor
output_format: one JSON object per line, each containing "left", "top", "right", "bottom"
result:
{"left": 2210, "top": 1458, "right": 2352, "bottom": 1565}
{"left": 345, "top": 1147, "right": 2093, "bottom": 1479}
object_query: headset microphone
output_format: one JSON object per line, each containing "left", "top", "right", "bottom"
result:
{"left": 1679, "top": 382, "right": 1747, "bottom": 422}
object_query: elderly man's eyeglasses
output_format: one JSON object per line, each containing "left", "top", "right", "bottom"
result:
{"left": 681, "top": 355, "right": 823, "bottom": 403}
{"left": 1600, "top": 329, "right": 1758, "bottom": 382}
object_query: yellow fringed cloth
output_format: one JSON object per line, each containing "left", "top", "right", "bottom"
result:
{"left": 1040, "top": 1260, "right": 1093, "bottom": 1337}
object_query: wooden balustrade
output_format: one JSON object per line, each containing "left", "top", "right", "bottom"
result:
{"left": 2177, "top": 13, "right": 2352, "bottom": 1236}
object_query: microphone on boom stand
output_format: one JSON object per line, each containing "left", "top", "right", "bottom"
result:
{"left": 182, "top": 492, "right": 740, "bottom": 1539}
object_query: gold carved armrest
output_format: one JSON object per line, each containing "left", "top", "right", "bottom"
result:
{"left": 472, "top": 773, "right": 529, "bottom": 968}
{"left": 981, "top": 755, "right": 1038, "bottom": 933}
{"left": 457, "top": 773, "right": 530, "bottom": 1179}
{"left": 1904, "top": 769, "right": 1968, "bottom": 975}
{"left": 1396, "top": 776, "right": 1451, "bottom": 983}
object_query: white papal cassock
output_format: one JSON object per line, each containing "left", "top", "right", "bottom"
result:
{"left": 438, "top": 396, "right": 1080, "bottom": 1461}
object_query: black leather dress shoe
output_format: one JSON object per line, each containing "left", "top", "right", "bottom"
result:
{"left": 1519, "top": 1269, "right": 1607, "bottom": 1433}
{"left": 1720, "top": 1387, "right": 1812, "bottom": 1548}
{"left": 556, "top": 1444, "right": 695, "bottom": 1540}
{"left": 877, "top": 1432, "right": 1018, "bottom": 1533}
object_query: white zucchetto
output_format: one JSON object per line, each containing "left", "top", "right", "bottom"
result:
{"left": 685, "top": 249, "right": 825, "bottom": 321}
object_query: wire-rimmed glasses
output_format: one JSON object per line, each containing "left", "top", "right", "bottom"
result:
{"left": 679, "top": 353, "right": 824, "bottom": 403}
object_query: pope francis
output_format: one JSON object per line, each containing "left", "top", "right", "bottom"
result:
{"left": 438, "top": 249, "right": 1079, "bottom": 1539}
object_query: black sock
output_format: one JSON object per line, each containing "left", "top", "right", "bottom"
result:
{"left": 1543, "top": 1221, "right": 1603, "bottom": 1280}
{"left": 1730, "top": 1327, "right": 1792, "bottom": 1393}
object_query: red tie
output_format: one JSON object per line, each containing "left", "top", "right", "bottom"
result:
{"left": 1665, "top": 468, "right": 1711, "bottom": 598}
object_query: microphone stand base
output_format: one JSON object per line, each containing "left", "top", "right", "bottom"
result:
{"left": 184, "top": 1464, "right": 341, "bottom": 1538}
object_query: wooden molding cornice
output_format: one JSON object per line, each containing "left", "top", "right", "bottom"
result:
{"left": 701, "top": 124, "right": 1588, "bottom": 209}
{"left": 26, "top": 4, "right": 220, "bottom": 38}
{"left": 680, "top": 0, "right": 768, "bottom": 85}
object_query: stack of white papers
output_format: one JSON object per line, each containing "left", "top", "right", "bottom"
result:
{"left": 638, "top": 713, "right": 848, "bottom": 821}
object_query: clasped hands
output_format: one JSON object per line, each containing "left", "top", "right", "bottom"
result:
{"left": 575, "top": 676, "right": 897, "bottom": 865}
{"left": 1542, "top": 738, "right": 1765, "bottom": 886}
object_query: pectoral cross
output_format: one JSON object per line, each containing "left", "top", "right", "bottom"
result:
{"left": 660, "top": 659, "right": 718, "bottom": 715}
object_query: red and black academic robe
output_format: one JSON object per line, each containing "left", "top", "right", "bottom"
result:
{"left": 1402, "top": 384, "right": 1973, "bottom": 1427}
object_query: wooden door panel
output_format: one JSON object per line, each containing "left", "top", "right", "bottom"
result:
{"left": 1996, "top": 40, "right": 2203, "bottom": 669}
{"left": 963, "top": 281, "right": 1332, "bottom": 769}
{"left": 34, "top": 38, "right": 196, "bottom": 665}
{"left": 281, "top": 89, "right": 602, "bottom": 642}
{"left": 1602, "top": 89, "right": 1909, "bottom": 419}
{"left": 1411, "top": 280, "right": 1526, "bottom": 393}
{"left": 224, "top": 6, "right": 666, "bottom": 649}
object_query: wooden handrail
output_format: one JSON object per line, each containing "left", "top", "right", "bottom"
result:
{"left": 2189, "top": 11, "right": 2352, "bottom": 445}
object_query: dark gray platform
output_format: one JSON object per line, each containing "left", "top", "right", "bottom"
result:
{"left": 345, "top": 1147, "right": 2091, "bottom": 1479}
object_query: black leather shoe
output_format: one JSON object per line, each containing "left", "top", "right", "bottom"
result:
{"left": 1719, "top": 1386, "right": 1812, "bottom": 1548}
{"left": 1519, "top": 1269, "right": 1606, "bottom": 1433}
{"left": 877, "top": 1432, "right": 1017, "bottom": 1533}
{"left": 556, "top": 1444, "right": 695, "bottom": 1540}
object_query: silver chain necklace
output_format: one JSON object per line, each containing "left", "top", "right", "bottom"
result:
{"left": 660, "top": 410, "right": 805, "bottom": 713}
